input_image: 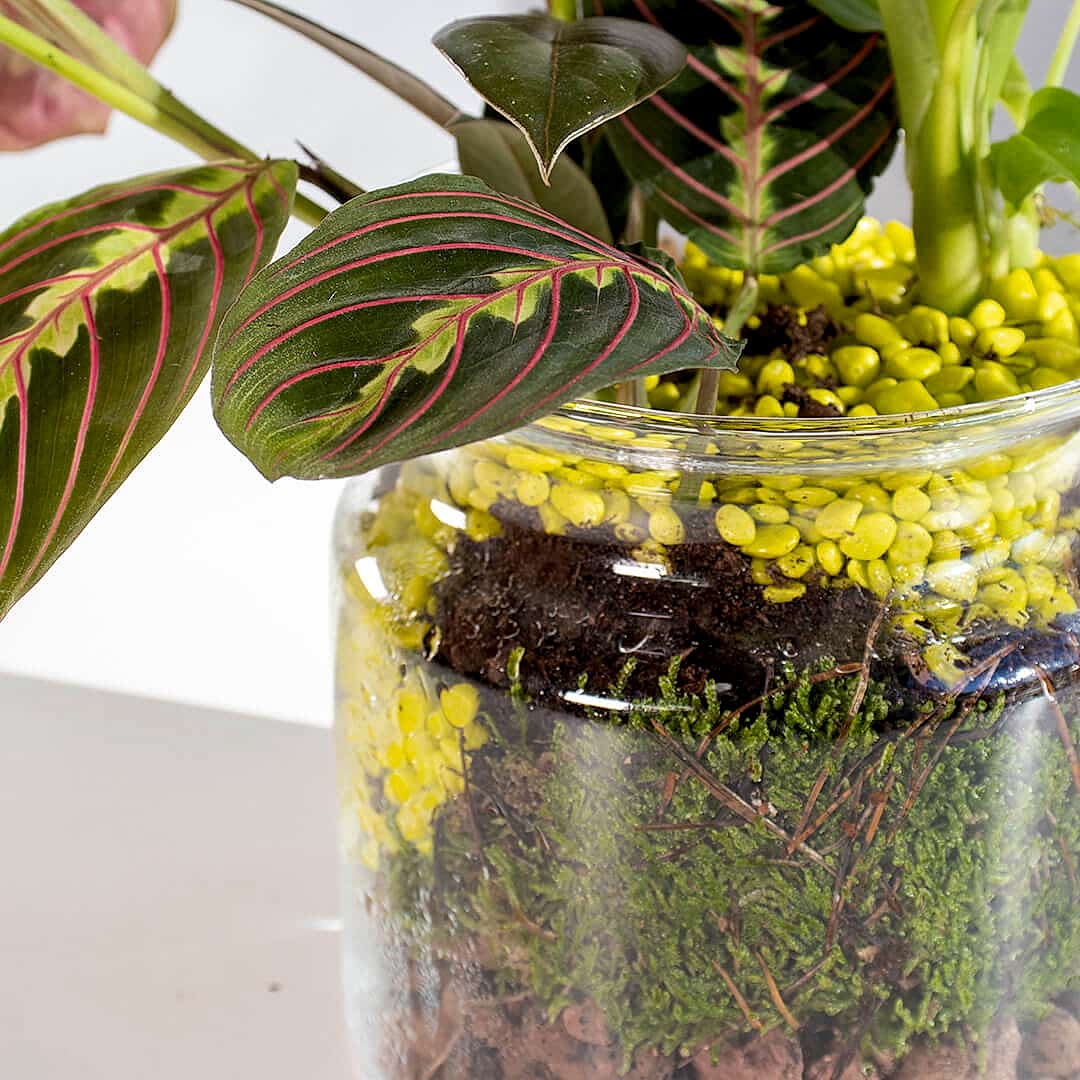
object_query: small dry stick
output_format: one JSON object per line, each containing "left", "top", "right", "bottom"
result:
{"left": 789, "top": 598, "right": 890, "bottom": 852}
{"left": 757, "top": 951, "right": 801, "bottom": 1031}
{"left": 419, "top": 1020, "right": 465, "bottom": 1080}
{"left": 649, "top": 717, "right": 832, "bottom": 872}
{"left": 711, "top": 960, "right": 762, "bottom": 1030}
{"left": 1035, "top": 665, "right": 1080, "bottom": 796}
{"left": 886, "top": 651, "right": 1009, "bottom": 844}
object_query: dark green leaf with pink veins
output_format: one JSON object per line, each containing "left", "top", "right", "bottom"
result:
{"left": 212, "top": 174, "right": 740, "bottom": 481}
{"left": 0, "top": 160, "right": 296, "bottom": 619}
{"left": 433, "top": 14, "right": 688, "bottom": 181}
{"left": 596, "top": 0, "right": 899, "bottom": 274}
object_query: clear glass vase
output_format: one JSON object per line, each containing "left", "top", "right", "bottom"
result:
{"left": 333, "top": 387, "right": 1080, "bottom": 1079}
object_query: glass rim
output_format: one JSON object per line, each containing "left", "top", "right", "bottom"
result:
{"left": 551, "top": 377, "right": 1080, "bottom": 443}
{"left": 499, "top": 378, "right": 1080, "bottom": 476}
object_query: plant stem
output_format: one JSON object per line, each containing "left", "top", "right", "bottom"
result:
{"left": 695, "top": 274, "right": 758, "bottom": 416}
{"left": 0, "top": 12, "right": 327, "bottom": 226}
{"left": 1047, "top": 0, "right": 1080, "bottom": 87}
{"left": 908, "top": 0, "right": 984, "bottom": 313}
{"left": 549, "top": 0, "right": 579, "bottom": 21}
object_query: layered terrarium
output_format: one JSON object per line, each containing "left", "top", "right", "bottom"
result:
{"left": 334, "top": 225, "right": 1080, "bottom": 1079}
{"left": 4, "top": 0, "right": 1080, "bottom": 1077}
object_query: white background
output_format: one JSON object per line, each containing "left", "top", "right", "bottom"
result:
{"left": 0, "top": 1, "right": 1072, "bottom": 724}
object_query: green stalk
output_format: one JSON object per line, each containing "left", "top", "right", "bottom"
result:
{"left": 907, "top": 0, "right": 985, "bottom": 314}
{"left": 695, "top": 274, "right": 758, "bottom": 416}
{"left": 0, "top": 12, "right": 326, "bottom": 226}
{"left": 549, "top": 0, "right": 579, "bottom": 21}
{"left": 1047, "top": 0, "right": 1080, "bottom": 87}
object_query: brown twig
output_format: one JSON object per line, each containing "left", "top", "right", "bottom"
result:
{"left": 757, "top": 951, "right": 801, "bottom": 1031}
{"left": 1035, "top": 665, "right": 1080, "bottom": 797}
{"left": 710, "top": 960, "right": 762, "bottom": 1030}
{"left": 419, "top": 1019, "right": 465, "bottom": 1080}
{"left": 886, "top": 649, "right": 1011, "bottom": 844}
{"left": 662, "top": 663, "right": 863, "bottom": 820}
{"left": 649, "top": 717, "right": 832, "bottom": 872}
{"left": 781, "top": 954, "right": 832, "bottom": 1000}
{"left": 789, "top": 600, "right": 889, "bottom": 851}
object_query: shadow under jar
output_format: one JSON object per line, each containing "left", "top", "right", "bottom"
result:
{"left": 333, "top": 391, "right": 1080, "bottom": 1080}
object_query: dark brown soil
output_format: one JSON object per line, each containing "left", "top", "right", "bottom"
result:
{"left": 430, "top": 505, "right": 1080, "bottom": 716}
{"left": 431, "top": 508, "right": 885, "bottom": 712}
{"left": 743, "top": 304, "right": 842, "bottom": 363}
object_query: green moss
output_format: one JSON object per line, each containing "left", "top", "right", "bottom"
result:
{"left": 406, "top": 661, "right": 1080, "bottom": 1064}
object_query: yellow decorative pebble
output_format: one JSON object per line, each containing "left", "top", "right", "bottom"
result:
{"left": 838, "top": 512, "right": 898, "bottom": 560}
{"left": 741, "top": 523, "right": 801, "bottom": 559}
{"left": 816, "top": 498, "right": 863, "bottom": 539}
{"left": 715, "top": 505, "right": 757, "bottom": 546}
{"left": 440, "top": 683, "right": 479, "bottom": 728}
{"left": 549, "top": 483, "right": 606, "bottom": 527}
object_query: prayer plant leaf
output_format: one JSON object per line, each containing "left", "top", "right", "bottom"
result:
{"left": 433, "top": 14, "right": 687, "bottom": 181}
{"left": 991, "top": 87, "right": 1080, "bottom": 207}
{"left": 598, "top": 0, "right": 899, "bottom": 273}
{"left": 212, "top": 174, "right": 739, "bottom": 481}
{"left": 0, "top": 159, "right": 296, "bottom": 618}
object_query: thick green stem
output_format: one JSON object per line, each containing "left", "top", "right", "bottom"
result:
{"left": 1047, "top": 0, "right": 1080, "bottom": 87}
{"left": 549, "top": 0, "right": 579, "bottom": 21}
{"left": 695, "top": 274, "right": 758, "bottom": 416}
{"left": 909, "top": 0, "right": 985, "bottom": 313}
{"left": 0, "top": 12, "right": 326, "bottom": 226}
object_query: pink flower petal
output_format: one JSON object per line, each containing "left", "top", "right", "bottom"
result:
{"left": 0, "top": 0, "right": 177, "bottom": 151}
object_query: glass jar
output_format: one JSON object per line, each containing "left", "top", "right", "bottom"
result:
{"left": 333, "top": 388, "right": 1080, "bottom": 1080}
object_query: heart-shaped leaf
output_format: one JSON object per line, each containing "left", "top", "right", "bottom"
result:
{"left": 433, "top": 14, "right": 687, "bottom": 182}
{"left": 991, "top": 87, "right": 1080, "bottom": 207}
{"left": 0, "top": 0, "right": 177, "bottom": 150}
{"left": 213, "top": 174, "right": 738, "bottom": 481}
{"left": 452, "top": 118, "right": 613, "bottom": 243}
{"left": 597, "top": 0, "right": 898, "bottom": 273}
{"left": 0, "top": 159, "right": 296, "bottom": 617}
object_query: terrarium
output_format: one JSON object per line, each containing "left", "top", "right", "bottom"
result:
{"left": 3, "top": 0, "right": 1080, "bottom": 1077}
{"left": 333, "top": 226, "right": 1080, "bottom": 1079}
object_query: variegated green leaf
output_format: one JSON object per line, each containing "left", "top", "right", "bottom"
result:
{"left": 213, "top": 174, "right": 738, "bottom": 481}
{"left": 0, "top": 159, "right": 296, "bottom": 617}
{"left": 597, "top": 0, "right": 899, "bottom": 273}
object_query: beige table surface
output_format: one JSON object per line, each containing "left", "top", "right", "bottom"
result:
{"left": 0, "top": 674, "right": 353, "bottom": 1079}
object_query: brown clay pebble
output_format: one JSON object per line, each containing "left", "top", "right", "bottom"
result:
{"left": 893, "top": 1040, "right": 976, "bottom": 1080}
{"left": 892, "top": 1018, "right": 1021, "bottom": 1080}
{"left": 805, "top": 1052, "right": 880, "bottom": 1080}
{"left": 560, "top": 1001, "right": 610, "bottom": 1046}
{"left": 1020, "top": 1007, "right": 1080, "bottom": 1078}
{"left": 983, "top": 1016, "right": 1022, "bottom": 1080}
{"left": 691, "top": 1029, "right": 803, "bottom": 1079}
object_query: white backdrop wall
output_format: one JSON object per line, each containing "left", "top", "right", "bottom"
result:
{"left": 0, "top": 0, "right": 1073, "bottom": 724}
